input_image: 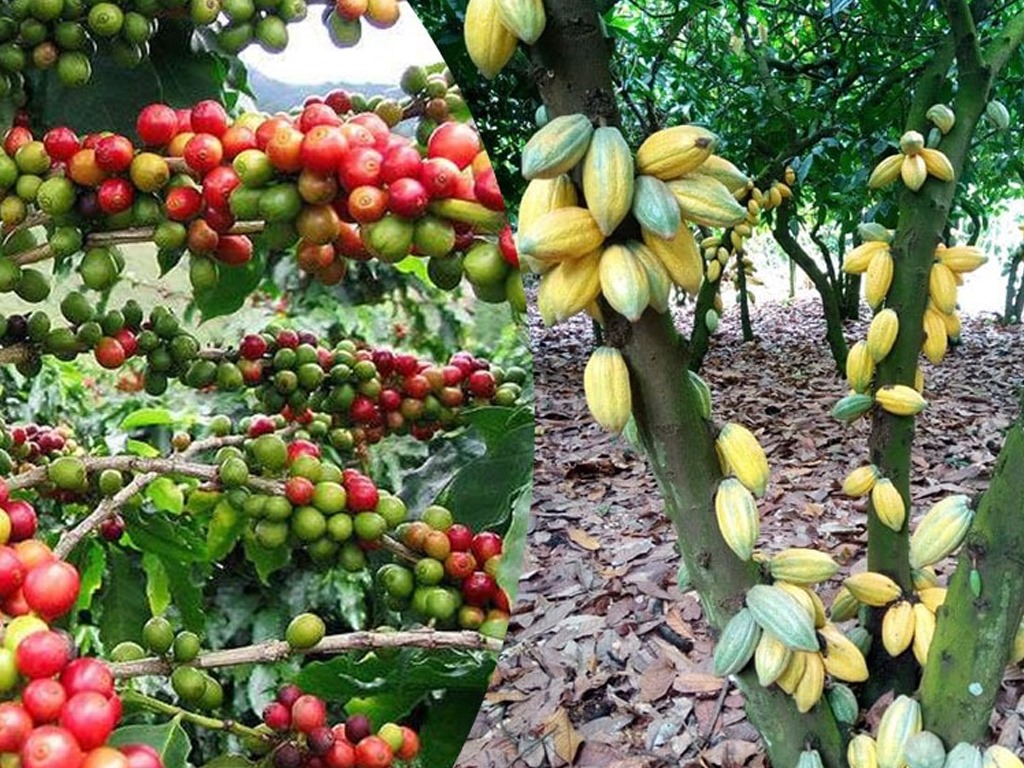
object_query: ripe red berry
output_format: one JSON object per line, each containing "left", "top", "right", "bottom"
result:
{"left": 471, "top": 532, "right": 503, "bottom": 563}
{"left": 202, "top": 166, "right": 241, "bottom": 210}
{"left": 0, "top": 702, "right": 33, "bottom": 752}
{"left": 60, "top": 658, "right": 115, "bottom": 699}
{"left": 262, "top": 702, "right": 291, "bottom": 732}
{"left": 299, "top": 103, "right": 342, "bottom": 132}
{"left": 324, "top": 740, "right": 355, "bottom": 768}
{"left": 397, "top": 727, "right": 419, "bottom": 760}
{"left": 276, "top": 329, "right": 300, "bottom": 349}
{"left": 43, "top": 127, "right": 80, "bottom": 163}
{"left": 239, "top": 334, "right": 268, "bottom": 361}
{"left": 343, "top": 714, "right": 371, "bottom": 743}
{"left": 353, "top": 736, "right": 392, "bottom": 768}
{"left": 446, "top": 524, "right": 473, "bottom": 552}
{"left": 324, "top": 90, "right": 352, "bottom": 114}
{"left": 214, "top": 235, "right": 253, "bottom": 266}
{"left": 379, "top": 143, "right": 421, "bottom": 185}
{"left": 120, "top": 745, "right": 162, "bottom": 768}
{"left": 4, "top": 126, "right": 33, "bottom": 158}
{"left": 16, "top": 631, "right": 72, "bottom": 679}
{"left": 137, "top": 104, "right": 179, "bottom": 146}
{"left": 184, "top": 133, "right": 224, "bottom": 175}
{"left": 286, "top": 440, "right": 320, "bottom": 464}
{"left": 94, "top": 135, "right": 134, "bottom": 174}
{"left": 20, "top": 725, "right": 82, "bottom": 768}
{"left": 247, "top": 415, "right": 276, "bottom": 437}
{"left": 276, "top": 683, "right": 302, "bottom": 708}
{"left": 112, "top": 329, "right": 138, "bottom": 358}
{"left": 97, "top": 178, "right": 135, "bottom": 215}
{"left": 386, "top": 177, "right": 428, "bottom": 218}
{"left": 190, "top": 100, "right": 229, "bottom": 137}
{"left": 164, "top": 186, "right": 203, "bottom": 222}
{"left": 290, "top": 695, "right": 327, "bottom": 734}
{"left": 300, "top": 126, "right": 349, "bottom": 176}
{"left": 337, "top": 146, "right": 381, "bottom": 190}
{"left": 467, "top": 370, "right": 497, "bottom": 399}
{"left": 22, "top": 560, "right": 81, "bottom": 620}
{"left": 94, "top": 338, "right": 126, "bottom": 370}
{"left": 285, "top": 477, "right": 315, "bottom": 506}
{"left": 60, "top": 691, "right": 118, "bottom": 750}
{"left": 344, "top": 480, "right": 378, "bottom": 513}
{"left": 4, "top": 499, "right": 37, "bottom": 541}
{"left": 427, "top": 122, "right": 482, "bottom": 170}
{"left": 22, "top": 678, "right": 67, "bottom": 724}
{"left": 419, "top": 157, "right": 460, "bottom": 199}
{"left": 461, "top": 571, "right": 497, "bottom": 607}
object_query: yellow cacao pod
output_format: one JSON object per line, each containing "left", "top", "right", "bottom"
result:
{"left": 845, "top": 571, "right": 902, "bottom": 607}
{"left": 868, "top": 154, "right": 903, "bottom": 189}
{"left": 919, "top": 148, "right": 954, "bottom": 182}
{"left": 912, "top": 603, "right": 935, "bottom": 667}
{"left": 768, "top": 185, "right": 783, "bottom": 208}
{"left": 641, "top": 224, "right": 702, "bottom": 295}
{"left": 937, "top": 245, "right": 987, "bottom": 273}
{"left": 493, "top": 0, "right": 545, "bottom": 44}
{"left": 912, "top": 566, "right": 940, "bottom": 591}
{"left": 846, "top": 341, "right": 875, "bottom": 393}
{"left": 881, "top": 600, "right": 915, "bottom": 657}
{"left": 599, "top": 242, "right": 650, "bottom": 322}
{"left": 871, "top": 477, "right": 906, "bottom": 532}
{"left": 876, "top": 695, "right": 922, "bottom": 768}
{"left": 865, "top": 248, "right": 894, "bottom": 309}
{"left": 843, "top": 464, "right": 879, "bottom": 498}
{"left": 536, "top": 249, "right": 601, "bottom": 326}
{"left": 819, "top": 623, "right": 869, "bottom": 682}
{"left": 769, "top": 549, "right": 839, "bottom": 585}
{"left": 928, "top": 262, "right": 958, "bottom": 314}
{"left": 901, "top": 153, "right": 928, "bottom": 191}
{"left": 909, "top": 495, "right": 973, "bottom": 569}
{"left": 845, "top": 241, "right": 890, "bottom": 274}
{"left": 774, "top": 582, "right": 819, "bottom": 627}
{"left": 521, "top": 113, "right": 594, "bottom": 180}
{"left": 775, "top": 649, "right": 807, "bottom": 694}
{"left": 867, "top": 308, "right": 899, "bottom": 362}
{"left": 636, "top": 125, "right": 717, "bottom": 180}
{"left": 875, "top": 384, "right": 928, "bottom": 417}
{"left": 849, "top": 735, "right": 879, "bottom": 768}
{"left": 583, "top": 346, "right": 631, "bottom": 433}
{"left": 706, "top": 259, "right": 722, "bottom": 283}
{"left": 629, "top": 241, "right": 671, "bottom": 314}
{"left": 517, "top": 206, "right": 605, "bottom": 263}
{"left": 914, "top": 365, "right": 925, "bottom": 393}
{"left": 517, "top": 174, "right": 577, "bottom": 234}
{"left": 917, "top": 587, "right": 946, "bottom": 613}
{"left": 984, "top": 746, "right": 1024, "bottom": 768}
{"left": 716, "top": 422, "right": 770, "bottom": 498}
{"left": 583, "top": 126, "right": 634, "bottom": 236}
{"left": 926, "top": 104, "right": 956, "bottom": 134}
{"left": 715, "top": 478, "right": 759, "bottom": 561}
{"left": 668, "top": 174, "right": 748, "bottom": 228}
{"left": 699, "top": 154, "right": 751, "bottom": 197}
{"left": 922, "top": 308, "right": 948, "bottom": 364}
{"left": 754, "top": 630, "right": 791, "bottom": 687}
{"left": 464, "top": 0, "right": 518, "bottom": 79}
{"left": 943, "top": 310, "right": 962, "bottom": 341}
{"left": 793, "top": 651, "right": 825, "bottom": 713}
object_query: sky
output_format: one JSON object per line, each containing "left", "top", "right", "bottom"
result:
{"left": 239, "top": 7, "right": 445, "bottom": 85}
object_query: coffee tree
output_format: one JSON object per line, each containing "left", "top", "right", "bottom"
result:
{"left": 424, "top": 0, "right": 1024, "bottom": 766}
{"left": 0, "top": 4, "right": 532, "bottom": 768}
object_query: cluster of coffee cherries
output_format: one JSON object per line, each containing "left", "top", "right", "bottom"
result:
{"left": 0, "top": 91, "right": 520, "bottom": 308}
{"left": 0, "top": 479, "right": 161, "bottom": 768}
{"left": 378, "top": 504, "right": 510, "bottom": 638}
{"left": 216, "top": 431, "right": 406, "bottom": 568}
{"left": 0, "top": 422, "right": 77, "bottom": 473}
{"left": 262, "top": 684, "right": 418, "bottom": 768}
{"left": 0, "top": 0, "right": 402, "bottom": 94}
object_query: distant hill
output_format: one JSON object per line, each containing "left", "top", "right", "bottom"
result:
{"left": 245, "top": 69, "right": 403, "bottom": 113}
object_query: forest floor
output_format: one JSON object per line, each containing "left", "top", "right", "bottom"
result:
{"left": 454, "top": 296, "right": 1024, "bottom": 768}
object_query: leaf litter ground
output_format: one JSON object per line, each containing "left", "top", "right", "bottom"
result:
{"left": 455, "top": 297, "right": 1024, "bottom": 768}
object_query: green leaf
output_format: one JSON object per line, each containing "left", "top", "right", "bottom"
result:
{"left": 460, "top": 405, "right": 533, "bottom": 449}
{"left": 496, "top": 483, "right": 530, "bottom": 602}
{"left": 98, "top": 550, "right": 151, "bottom": 648}
{"left": 126, "top": 511, "right": 207, "bottom": 563}
{"left": 126, "top": 439, "right": 162, "bottom": 458}
{"left": 146, "top": 477, "right": 185, "bottom": 515}
{"left": 416, "top": 690, "right": 489, "bottom": 768}
{"left": 206, "top": 500, "right": 245, "bottom": 561}
{"left": 109, "top": 719, "right": 192, "bottom": 768}
{"left": 160, "top": 557, "right": 206, "bottom": 633}
{"left": 143, "top": 552, "right": 172, "bottom": 617}
{"left": 343, "top": 690, "right": 424, "bottom": 726}
{"left": 194, "top": 250, "right": 269, "bottom": 322}
{"left": 121, "top": 408, "right": 175, "bottom": 430}
{"left": 438, "top": 422, "right": 533, "bottom": 532}
{"left": 201, "top": 757, "right": 256, "bottom": 768}
{"left": 71, "top": 540, "right": 107, "bottom": 614}
{"left": 392, "top": 255, "right": 431, "bottom": 286}
{"left": 243, "top": 534, "right": 292, "bottom": 584}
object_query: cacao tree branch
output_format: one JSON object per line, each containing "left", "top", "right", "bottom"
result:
{"left": 941, "top": 0, "right": 988, "bottom": 87}
{"left": 109, "top": 629, "right": 502, "bottom": 679}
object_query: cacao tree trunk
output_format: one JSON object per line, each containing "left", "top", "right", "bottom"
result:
{"left": 688, "top": 270, "right": 719, "bottom": 373}
{"left": 737, "top": 258, "right": 755, "bottom": 342}
{"left": 1002, "top": 244, "right": 1023, "bottom": 325}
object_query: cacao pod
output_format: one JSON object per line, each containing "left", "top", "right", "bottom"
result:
{"left": 745, "top": 584, "right": 819, "bottom": 652}
{"left": 867, "top": 308, "right": 899, "bottom": 362}
{"left": 909, "top": 495, "right": 973, "bottom": 569}
{"left": 521, "top": 113, "right": 594, "bottom": 180}
{"left": 716, "top": 422, "right": 770, "bottom": 497}
{"left": 668, "top": 174, "right": 748, "bottom": 228}
{"left": 583, "top": 127, "right": 634, "bottom": 236}
{"left": 518, "top": 206, "right": 605, "bottom": 263}
{"left": 632, "top": 175, "right": 681, "bottom": 239}
{"left": 493, "top": 0, "right": 545, "bottom": 44}
{"left": 464, "top": 0, "right": 518, "bottom": 79}
{"left": 845, "top": 571, "right": 901, "bottom": 607}
{"left": 641, "top": 224, "right": 703, "bottom": 295}
{"left": 636, "top": 125, "right": 717, "bottom": 180}
{"left": 714, "top": 478, "right": 759, "bottom": 561}
{"left": 583, "top": 346, "right": 631, "bottom": 433}
{"left": 712, "top": 607, "right": 761, "bottom": 676}
{"left": 598, "top": 242, "right": 650, "bottom": 322}
{"left": 871, "top": 477, "right": 906, "bottom": 532}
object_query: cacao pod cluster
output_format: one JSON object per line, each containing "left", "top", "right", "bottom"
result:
{"left": 463, "top": 0, "right": 545, "bottom": 79}
{"left": 847, "top": 697, "right": 1024, "bottom": 768}
{"left": 867, "top": 130, "right": 954, "bottom": 192}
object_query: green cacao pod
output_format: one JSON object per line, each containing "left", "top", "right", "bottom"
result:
{"left": 631, "top": 175, "right": 681, "bottom": 240}
{"left": 745, "top": 584, "right": 819, "bottom": 652}
{"left": 945, "top": 744, "right": 983, "bottom": 768}
{"left": 688, "top": 370, "right": 712, "bottom": 419}
{"left": 832, "top": 392, "right": 874, "bottom": 423}
{"left": 876, "top": 695, "right": 922, "bottom": 768}
{"left": 583, "top": 126, "right": 634, "bottom": 236}
{"left": 521, "top": 113, "right": 594, "bottom": 180}
{"left": 903, "top": 731, "right": 946, "bottom": 768}
{"left": 826, "top": 683, "right": 859, "bottom": 725}
{"left": 712, "top": 607, "right": 761, "bottom": 676}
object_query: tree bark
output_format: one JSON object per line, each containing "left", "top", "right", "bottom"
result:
{"left": 772, "top": 206, "right": 849, "bottom": 372}
{"left": 737, "top": 257, "right": 755, "bottom": 342}
{"left": 1002, "top": 244, "right": 1023, "bottom": 325}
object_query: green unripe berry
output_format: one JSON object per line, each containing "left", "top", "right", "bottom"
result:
{"left": 285, "top": 612, "right": 325, "bottom": 650}
{"left": 172, "top": 631, "right": 201, "bottom": 662}
{"left": 170, "top": 665, "right": 206, "bottom": 703}
{"left": 109, "top": 641, "right": 146, "bottom": 662}
{"left": 142, "top": 615, "right": 175, "bottom": 654}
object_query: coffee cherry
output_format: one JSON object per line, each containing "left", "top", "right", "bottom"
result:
{"left": 262, "top": 701, "right": 291, "bottom": 731}
{"left": 285, "top": 612, "right": 325, "bottom": 650}
{"left": 23, "top": 560, "right": 79, "bottom": 619}
{"left": 290, "top": 694, "right": 327, "bottom": 733}
{"left": 172, "top": 631, "right": 201, "bottom": 662}
{"left": 343, "top": 714, "right": 371, "bottom": 744}
{"left": 276, "top": 683, "right": 303, "bottom": 708}
{"left": 142, "top": 616, "right": 174, "bottom": 654}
